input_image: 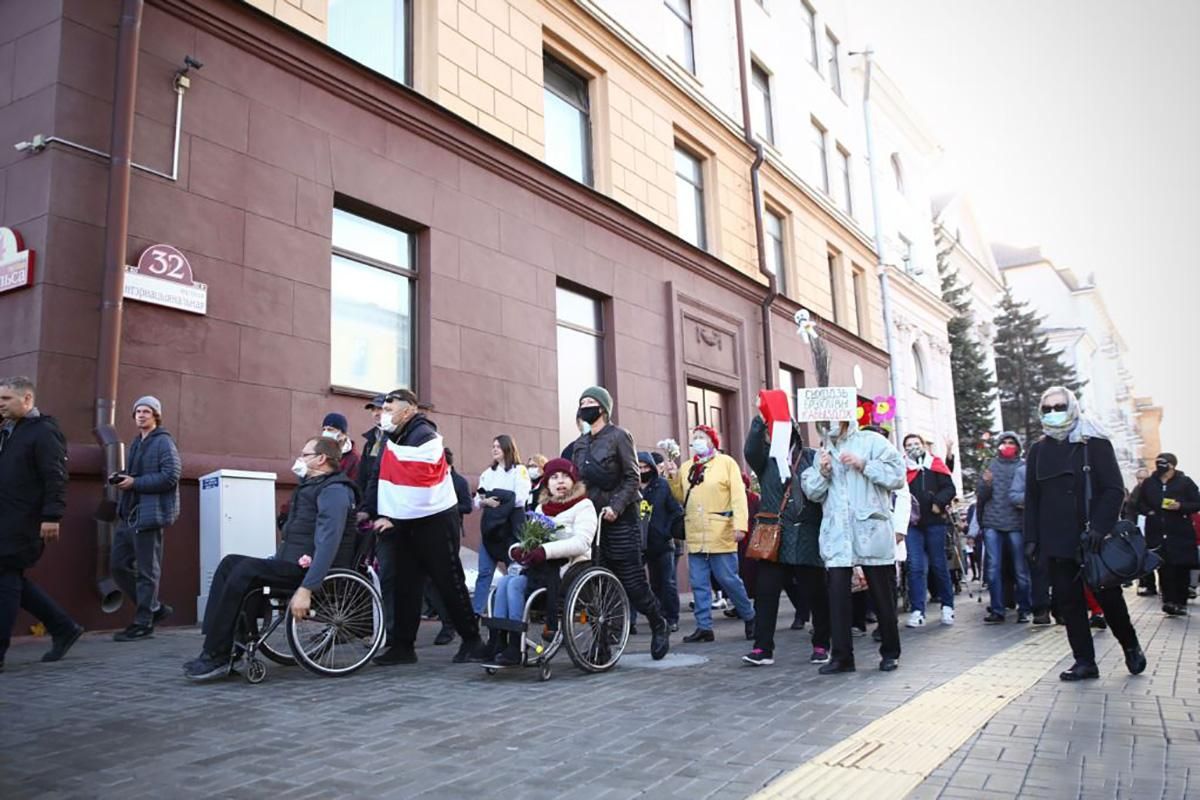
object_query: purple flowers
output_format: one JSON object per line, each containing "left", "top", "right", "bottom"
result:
{"left": 518, "top": 511, "right": 559, "bottom": 550}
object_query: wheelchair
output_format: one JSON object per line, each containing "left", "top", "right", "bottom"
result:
{"left": 233, "top": 532, "right": 385, "bottom": 684}
{"left": 480, "top": 560, "right": 631, "bottom": 681}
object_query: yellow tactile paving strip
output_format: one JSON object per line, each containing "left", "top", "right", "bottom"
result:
{"left": 751, "top": 629, "right": 1067, "bottom": 800}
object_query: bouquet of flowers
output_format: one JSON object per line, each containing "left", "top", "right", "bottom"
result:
{"left": 518, "top": 511, "right": 560, "bottom": 552}
{"left": 657, "top": 438, "right": 681, "bottom": 462}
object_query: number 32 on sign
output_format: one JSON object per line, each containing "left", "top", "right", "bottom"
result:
{"left": 124, "top": 244, "right": 208, "bottom": 315}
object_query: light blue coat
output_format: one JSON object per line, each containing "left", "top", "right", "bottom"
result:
{"left": 800, "top": 423, "right": 906, "bottom": 567}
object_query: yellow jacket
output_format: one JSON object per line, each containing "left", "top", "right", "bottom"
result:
{"left": 669, "top": 453, "right": 749, "bottom": 554}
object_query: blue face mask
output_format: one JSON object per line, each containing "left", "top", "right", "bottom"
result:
{"left": 1042, "top": 410, "right": 1070, "bottom": 428}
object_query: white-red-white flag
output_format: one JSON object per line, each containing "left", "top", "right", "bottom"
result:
{"left": 377, "top": 435, "right": 457, "bottom": 520}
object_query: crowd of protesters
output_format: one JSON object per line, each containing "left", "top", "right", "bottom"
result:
{"left": 1, "top": 372, "right": 1189, "bottom": 685}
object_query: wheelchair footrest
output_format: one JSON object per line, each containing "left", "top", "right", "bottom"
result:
{"left": 481, "top": 616, "right": 527, "bottom": 634}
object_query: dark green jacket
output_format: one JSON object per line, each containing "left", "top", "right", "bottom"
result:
{"left": 744, "top": 417, "right": 823, "bottom": 567}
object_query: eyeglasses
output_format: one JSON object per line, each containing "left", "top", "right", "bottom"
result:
{"left": 300, "top": 451, "right": 320, "bottom": 458}
{"left": 1040, "top": 403, "right": 1069, "bottom": 414}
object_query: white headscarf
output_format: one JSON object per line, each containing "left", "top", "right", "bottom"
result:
{"left": 1039, "top": 386, "right": 1108, "bottom": 442}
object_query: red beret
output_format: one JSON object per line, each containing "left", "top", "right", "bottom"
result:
{"left": 694, "top": 425, "right": 720, "bottom": 450}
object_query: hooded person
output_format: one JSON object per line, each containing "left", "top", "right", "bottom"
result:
{"left": 1024, "top": 385, "right": 1146, "bottom": 680}
{"left": 321, "top": 412, "right": 360, "bottom": 481}
{"left": 1135, "top": 452, "right": 1200, "bottom": 615}
{"left": 742, "top": 389, "right": 830, "bottom": 667}
{"left": 976, "top": 431, "right": 1033, "bottom": 623}
{"left": 801, "top": 415, "right": 906, "bottom": 673}
{"left": 636, "top": 451, "right": 684, "bottom": 631}
{"left": 901, "top": 432, "right": 958, "bottom": 628}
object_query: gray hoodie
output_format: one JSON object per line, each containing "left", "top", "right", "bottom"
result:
{"left": 976, "top": 431, "right": 1024, "bottom": 532}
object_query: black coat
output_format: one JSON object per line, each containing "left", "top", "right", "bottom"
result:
{"left": 1136, "top": 470, "right": 1200, "bottom": 566}
{"left": 569, "top": 423, "right": 641, "bottom": 548}
{"left": 1024, "top": 435, "right": 1124, "bottom": 562}
{"left": 0, "top": 413, "right": 68, "bottom": 569}
{"left": 365, "top": 412, "right": 442, "bottom": 519}
{"left": 356, "top": 426, "right": 382, "bottom": 507}
{"left": 907, "top": 465, "right": 956, "bottom": 528}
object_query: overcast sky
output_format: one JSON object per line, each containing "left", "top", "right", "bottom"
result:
{"left": 845, "top": 0, "right": 1200, "bottom": 468}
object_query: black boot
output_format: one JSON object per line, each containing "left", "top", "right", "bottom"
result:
{"left": 1124, "top": 646, "right": 1147, "bottom": 675}
{"left": 481, "top": 630, "right": 503, "bottom": 661}
{"left": 818, "top": 658, "right": 856, "bottom": 675}
{"left": 649, "top": 615, "right": 670, "bottom": 661}
{"left": 1059, "top": 662, "right": 1099, "bottom": 681}
{"left": 495, "top": 634, "right": 523, "bottom": 667}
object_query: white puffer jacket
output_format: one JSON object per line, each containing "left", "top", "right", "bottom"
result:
{"left": 531, "top": 483, "right": 597, "bottom": 568}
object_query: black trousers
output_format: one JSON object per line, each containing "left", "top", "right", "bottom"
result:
{"left": 0, "top": 567, "right": 77, "bottom": 661}
{"left": 753, "top": 562, "right": 829, "bottom": 653}
{"left": 422, "top": 519, "right": 463, "bottom": 631}
{"left": 1049, "top": 557, "right": 1138, "bottom": 666}
{"left": 384, "top": 509, "right": 479, "bottom": 648}
{"left": 599, "top": 517, "right": 664, "bottom": 623}
{"left": 111, "top": 525, "right": 165, "bottom": 627}
{"left": 1139, "top": 570, "right": 1158, "bottom": 592}
{"left": 1030, "top": 557, "right": 1051, "bottom": 614}
{"left": 200, "top": 554, "right": 304, "bottom": 657}
{"left": 829, "top": 565, "right": 900, "bottom": 664}
{"left": 1160, "top": 563, "right": 1192, "bottom": 607}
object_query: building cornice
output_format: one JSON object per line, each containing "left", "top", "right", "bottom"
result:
{"left": 886, "top": 265, "right": 955, "bottom": 327}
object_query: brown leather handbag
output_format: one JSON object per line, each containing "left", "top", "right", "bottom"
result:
{"left": 747, "top": 480, "right": 793, "bottom": 562}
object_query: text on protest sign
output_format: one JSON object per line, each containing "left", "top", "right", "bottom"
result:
{"left": 795, "top": 387, "right": 857, "bottom": 422}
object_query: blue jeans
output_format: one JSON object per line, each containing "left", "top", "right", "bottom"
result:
{"left": 688, "top": 552, "right": 754, "bottom": 630}
{"left": 906, "top": 523, "right": 954, "bottom": 613}
{"left": 473, "top": 546, "right": 497, "bottom": 615}
{"left": 491, "top": 573, "right": 528, "bottom": 621}
{"left": 984, "top": 528, "right": 1032, "bottom": 615}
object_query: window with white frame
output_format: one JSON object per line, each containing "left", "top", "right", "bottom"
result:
{"left": 899, "top": 233, "right": 914, "bottom": 272}
{"left": 750, "top": 61, "right": 774, "bottom": 144}
{"left": 800, "top": 1, "right": 818, "bottom": 69}
{"left": 912, "top": 343, "right": 929, "bottom": 394}
{"left": 765, "top": 207, "right": 786, "bottom": 295}
{"left": 543, "top": 54, "right": 592, "bottom": 186}
{"left": 827, "top": 250, "right": 841, "bottom": 323}
{"left": 330, "top": 208, "right": 416, "bottom": 392}
{"left": 835, "top": 144, "right": 852, "bottom": 215}
{"left": 852, "top": 265, "right": 868, "bottom": 337}
{"left": 810, "top": 118, "right": 829, "bottom": 193}
{"left": 825, "top": 29, "right": 841, "bottom": 97}
{"left": 674, "top": 145, "right": 707, "bottom": 249}
{"left": 328, "top": 0, "right": 412, "bottom": 85}
{"left": 664, "top": 0, "right": 696, "bottom": 73}
{"left": 556, "top": 286, "right": 605, "bottom": 446}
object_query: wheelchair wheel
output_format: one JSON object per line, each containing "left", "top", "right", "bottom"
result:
{"left": 244, "top": 658, "right": 267, "bottom": 684}
{"left": 244, "top": 595, "right": 294, "bottom": 666}
{"left": 562, "top": 566, "right": 629, "bottom": 673}
{"left": 286, "top": 570, "right": 384, "bottom": 677}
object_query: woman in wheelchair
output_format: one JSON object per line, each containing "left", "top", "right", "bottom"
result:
{"left": 484, "top": 458, "right": 597, "bottom": 666}
{"left": 184, "top": 436, "right": 359, "bottom": 682}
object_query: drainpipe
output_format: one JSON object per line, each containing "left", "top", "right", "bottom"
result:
{"left": 93, "top": 0, "right": 144, "bottom": 613}
{"left": 733, "top": 0, "right": 776, "bottom": 390}
{"left": 856, "top": 47, "right": 903, "bottom": 439}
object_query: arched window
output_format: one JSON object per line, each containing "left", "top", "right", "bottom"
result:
{"left": 891, "top": 153, "right": 905, "bottom": 195}
{"left": 912, "top": 343, "right": 928, "bottom": 394}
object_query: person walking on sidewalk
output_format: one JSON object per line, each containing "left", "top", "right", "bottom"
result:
{"left": 976, "top": 432, "right": 1033, "bottom": 624}
{"left": 742, "top": 391, "right": 829, "bottom": 667}
{"left": 801, "top": 417, "right": 906, "bottom": 674}
{"left": 667, "top": 424, "right": 756, "bottom": 644}
{"left": 568, "top": 386, "right": 670, "bottom": 660}
{"left": 1024, "top": 385, "right": 1146, "bottom": 681}
{"left": 1136, "top": 453, "right": 1200, "bottom": 616}
{"left": 637, "top": 451, "right": 684, "bottom": 633}
{"left": 902, "top": 433, "right": 958, "bottom": 628}
{"left": 0, "top": 377, "right": 82, "bottom": 671}
{"left": 111, "top": 396, "right": 182, "bottom": 641}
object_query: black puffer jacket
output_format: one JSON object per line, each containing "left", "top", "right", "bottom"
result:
{"left": 0, "top": 412, "right": 68, "bottom": 569}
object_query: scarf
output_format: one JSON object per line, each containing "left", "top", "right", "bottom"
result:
{"left": 906, "top": 453, "right": 952, "bottom": 485}
{"left": 688, "top": 453, "right": 715, "bottom": 487}
{"left": 540, "top": 482, "right": 589, "bottom": 517}
{"left": 1040, "top": 386, "right": 1109, "bottom": 443}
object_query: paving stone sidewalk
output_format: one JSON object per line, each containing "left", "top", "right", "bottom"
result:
{"left": 0, "top": 588, "right": 1188, "bottom": 799}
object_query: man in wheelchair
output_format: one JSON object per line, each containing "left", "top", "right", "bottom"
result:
{"left": 184, "top": 437, "right": 359, "bottom": 682}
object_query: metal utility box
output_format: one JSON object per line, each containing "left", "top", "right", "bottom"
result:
{"left": 197, "top": 469, "right": 278, "bottom": 622}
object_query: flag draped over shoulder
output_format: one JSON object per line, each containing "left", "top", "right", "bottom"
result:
{"left": 377, "top": 434, "right": 457, "bottom": 520}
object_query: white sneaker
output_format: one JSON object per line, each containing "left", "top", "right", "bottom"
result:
{"left": 941, "top": 607, "right": 955, "bottom": 625}
{"left": 906, "top": 611, "right": 926, "bottom": 628}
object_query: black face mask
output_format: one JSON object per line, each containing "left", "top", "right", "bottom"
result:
{"left": 1155, "top": 463, "right": 1170, "bottom": 475}
{"left": 640, "top": 471, "right": 653, "bottom": 484}
{"left": 578, "top": 406, "right": 602, "bottom": 425}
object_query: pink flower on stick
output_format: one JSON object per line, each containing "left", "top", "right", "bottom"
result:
{"left": 298, "top": 554, "right": 312, "bottom": 568}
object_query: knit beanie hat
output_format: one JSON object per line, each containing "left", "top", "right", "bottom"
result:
{"left": 322, "top": 412, "right": 349, "bottom": 434}
{"left": 542, "top": 458, "right": 578, "bottom": 483}
{"left": 579, "top": 386, "right": 613, "bottom": 417}
{"left": 132, "top": 396, "right": 162, "bottom": 417}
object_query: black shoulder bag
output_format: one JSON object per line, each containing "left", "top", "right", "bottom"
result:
{"left": 1080, "top": 439, "right": 1161, "bottom": 590}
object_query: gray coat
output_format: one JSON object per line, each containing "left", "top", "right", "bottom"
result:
{"left": 118, "top": 427, "right": 182, "bottom": 531}
{"left": 977, "top": 432, "right": 1025, "bottom": 532}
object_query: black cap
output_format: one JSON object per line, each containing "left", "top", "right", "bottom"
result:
{"left": 364, "top": 394, "right": 386, "bottom": 410}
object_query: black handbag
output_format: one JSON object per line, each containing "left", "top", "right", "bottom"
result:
{"left": 1080, "top": 440, "right": 1161, "bottom": 590}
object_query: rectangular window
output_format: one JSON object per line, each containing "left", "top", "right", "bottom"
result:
{"left": 852, "top": 265, "right": 868, "bottom": 337}
{"left": 765, "top": 208, "right": 786, "bottom": 295}
{"left": 330, "top": 208, "right": 416, "bottom": 392}
{"left": 826, "top": 29, "right": 842, "bottom": 97}
{"left": 556, "top": 287, "right": 604, "bottom": 447}
{"left": 800, "top": 1, "right": 818, "bottom": 69}
{"left": 899, "top": 233, "right": 914, "bottom": 272}
{"left": 810, "top": 119, "right": 829, "bottom": 193}
{"left": 543, "top": 54, "right": 592, "bottom": 185}
{"left": 836, "top": 145, "right": 853, "bottom": 215}
{"left": 664, "top": 0, "right": 696, "bottom": 73}
{"left": 674, "top": 145, "right": 706, "bottom": 249}
{"left": 750, "top": 62, "right": 774, "bottom": 144}
{"left": 328, "top": 0, "right": 412, "bottom": 85}
{"left": 827, "top": 250, "right": 841, "bottom": 323}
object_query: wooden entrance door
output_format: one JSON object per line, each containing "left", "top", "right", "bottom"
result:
{"left": 686, "top": 383, "right": 726, "bottom": 443}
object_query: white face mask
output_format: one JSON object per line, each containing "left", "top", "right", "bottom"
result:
{"left": 528, "top": 467, "right": 542, "bottom": 480}
{"left": 380, "top": 412, "right": 397, "bottom": 433}
{"left": 578, "top": 419, "right": 589, "bottom": 435}
{"left": 340, "top": 439, "right": 351, "bottom": 454}
{"left": 291, "top": 458, "right": 308, "bottom": 479}
{"left": 690, "top": 438, "right": 711, "bottom": 457}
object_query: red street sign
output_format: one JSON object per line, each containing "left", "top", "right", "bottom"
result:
{"left": 0, "top": 227, "right": 34, "bottom": 295}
